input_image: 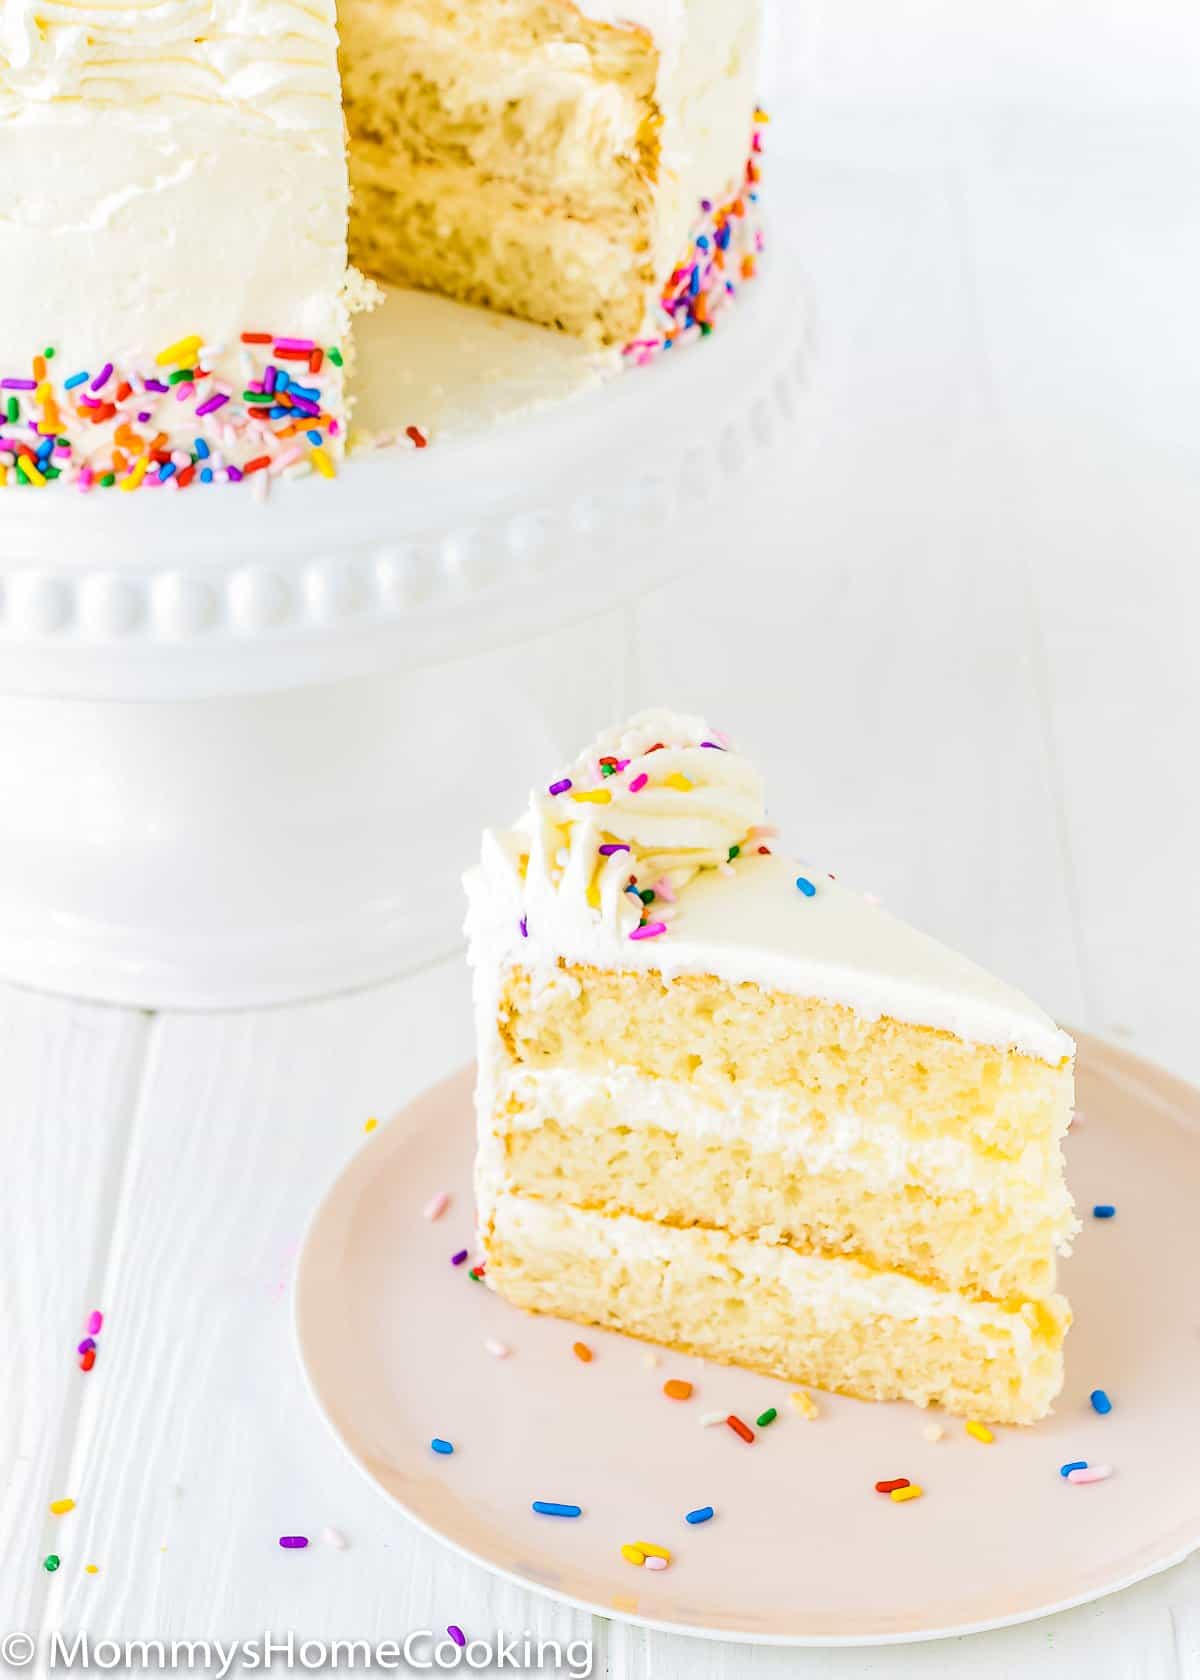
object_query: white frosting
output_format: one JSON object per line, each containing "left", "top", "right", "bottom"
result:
{"left": 464, "top": 709, "right": 1075, "bottom": 1065}
{"left": 498, "top": 1065, "right": 1071, "bottom": 1208}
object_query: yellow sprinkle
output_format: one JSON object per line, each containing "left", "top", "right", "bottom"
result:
{"left": 49, "top": 1498, "right": 75, "bottom": 1516}
{"left": 85, "top": 1565, "right": 99, "bottom": 1576}
{"left": 364, "top": 1118, "right": 378, "bottom": 1134}
{"left": 635, "top": 1542, "right": 671, "bottom": 1561}
{"left": 310, "top": 445, "right": 336, "bottom": 480}
{"left": 620, "top": 1544, "right": 646, "bottom": 1568}
{"left": 155, "top": 334, "right": 203, "bottom": 367}
{"left": 34, "top": 381, "right": 53, "bottom": 404}
{"left": 788, "top": 1388, "right": 819, "bottom": 1420}
{"left": 119, "top": 454, "right": 150, "bottom": 493}
{"left": 966, "top": 1419, "right": 994, "bottom": 1444}
{"left": 22, "top": 457, "right": 46, "bottom": 487}
{"left": 755, "top": 107, "right": 771, "bottom": 124}
{"left": 663, "top": 773, "right": 693, "bottom": 792}
{"left": 891, "top": 1484, "right": 924, "bottom": 1503}
{"left": 585, "top": 882, "right": 601, "bottom": 910}
{"left": 570, "top": 789, "right": 611, "bottom": 805}
{"left": 0, "top": 465, "right": 8, "bottom": 488}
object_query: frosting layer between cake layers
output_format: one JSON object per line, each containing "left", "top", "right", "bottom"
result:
{"left": 466, "top": 710, "right": 1077, "bottom": 1423}
{"left": 0, "top": 0, "right": 352, "bottom": 489}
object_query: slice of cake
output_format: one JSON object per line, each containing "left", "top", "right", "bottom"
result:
{"left": 0, "top": 0, "right": 356, "bottom": 490}
{"left": 465, "top": 711, "right": 1077, "bottom": 1425}
{"left": 339, "top": 0, "right": 764, "bottom": 349}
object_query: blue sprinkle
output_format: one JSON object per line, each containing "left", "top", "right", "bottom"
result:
{"left": 273, "top": 371, "right": 290, "bottom": 393}
{"left": 689, "top": 266, "right": 702, "bottom": 297}
{"left": 696, "top": 236, "right": 711, "bottom": 252}
{"left": 194, "top": 437, "right": 210, "bottom": 460}
{"left": 288, "top": 383, "right": 322, "bottom": 401}
{"left": 306, "top": 429, "right": 323, "bottom": 446}
{"left": 36, "top": 436, "right": 53, "bottom": 460}
{"left": 199, "top": 467, "right": 214, "bottom": 484}
{"left": 531, "top": 1501, "right": 581, "bottom": 1518}
{"left": 1060, "top": 1460, "right": 1088, "bottom": 1478}
{"left": 269, "top": 405, "right": 289, "bottom": 420}
{"left": 157, "top": 462, "right": 177, "bottom": 482}
{"left": 795, "top": 877, "right": 817, "bottom": 898}
{"left": 1092, "top": 1205, "right": 1116, "bottom": 1219}
{"left": 64, "top": 371, "right": 89, "bottom": 390}
{"left": 1090, "top": 1389, "right": 1112, "bottom": 1415}
{"left": 431, "top": 1438, "right": 454, "bottom": 1455}
{"left": 685, "top": 1506, "right": 714, "bottom": 1525}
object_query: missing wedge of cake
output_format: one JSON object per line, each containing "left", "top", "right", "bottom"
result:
{"left": 465, "top": 711, "right": 1078, "bottom": 1425}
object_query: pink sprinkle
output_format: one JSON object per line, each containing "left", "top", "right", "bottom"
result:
{"left": 653, "top": 878, "right": 676, "bottom": 902}
{"left": 1067, "top": 1465, "right": 1112, "bottom": 1484}
{"left": 629, "top": 773, "right": 648, "bottom": 793}
{"left": 86, "top": 1310, "right": 103, "bottom": 1336}
{"left": 630, "top": 922, "right": 668, "bottom": 941}
{"left": 274, "top": 338, "right": 317, "bottom": 353}
{"left": 644, "top": 1556, "right": 669, "bottom": 1571}
{"left": 423, "top": 1190, "right": 450, "bottom": 1222}
{"left": 484, "top": 1338, "right": 510, "bottom": 1359}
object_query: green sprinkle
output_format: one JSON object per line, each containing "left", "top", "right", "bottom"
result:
{"left": 15, "top": 462, "right": 28, "bottom": 484}
{"left": 43, "top": 346, "right": 55, "bottom": 360}
{"left": 43, "top": 1554, "right": 60, "bottom": 1573}
{"left": 638, "top": 889, "right": 656, "bottom": 905}
{"left": 44, "top": 466, "right": 60, "bottom": 480}
{"left": 167, "top": 369, "right": 195, "bottom": 386}
{"left": 6, "top": 397, "right": 18, "bottom": 423}
{"left": 243, "top": 390, "right": 274, "bottom": 405}
{"left": 328, "top": 346, "right": 344, "bottom": 367}
{"left": 728, "top": 845, "right": 741, "bottom": 861}
{"left": 468, "top": 1268, "right": 483, "bottom": 1283}
{"left": 600, "top": 763, "right": 616, "bottom": 777}
{"left": 99, "top": 472, "right": 116, "bottom": 488}
{"left": 755, "top": 1407, "right": 777, "bottom": 1428}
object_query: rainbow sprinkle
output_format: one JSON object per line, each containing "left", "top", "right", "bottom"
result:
{"left": 0, "top": 330, "right": 346, "bottom": 494}
{"left": 624, "top": 110, "right": 767, "bottom": 364}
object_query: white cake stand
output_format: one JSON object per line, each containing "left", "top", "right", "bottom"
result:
{"left": 0, "top": 257, "right": 806, "bottom": 1007}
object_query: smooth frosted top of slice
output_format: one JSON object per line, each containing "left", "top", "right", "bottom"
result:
{"left": 464, "top": 709, "right": 1074, "bottom": 1066}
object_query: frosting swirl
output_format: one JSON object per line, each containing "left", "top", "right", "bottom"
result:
{"left": 516, "top": 708, "right": 765, "bottom": 944}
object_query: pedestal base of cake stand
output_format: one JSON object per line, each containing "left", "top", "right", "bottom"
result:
{"left": 0, "top": 258, "right": 807, "bottom": 1007}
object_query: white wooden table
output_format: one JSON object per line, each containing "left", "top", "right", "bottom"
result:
{"left": 5, "top": 47, "right": 1200, "bottom": 1678}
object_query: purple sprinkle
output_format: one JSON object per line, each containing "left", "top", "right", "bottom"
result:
{"left": 700, "top": 741, "right": 726, "bottom": 750}
{"left": 143, "top": 379, "right": 169, "bottom": 394}
{"left": 548, "top": 779, "right": 572, "bottom": 796}
{"left": 451, "top": 1249, "right": 469, "bottom": 1266}
{"left": 77, "top": 1338, "right": 96, "bottom": 1356}
{"left": 278, "top": 1536, "right": 309, "bottom": 1550}
{"left": 447, "top": 1627, "right": 466, "bottom": 1649}
{"left": 90, "top": 362, "right": 114, "bottom": 392}
{"left": 137, "top": 411, "right": 151, "bottom": 424}
{"left": 598, "top": 843, "right": 631, "bottom": 856}
{"left": 2, "top": 378, "right": 36, "bottom": 391}
{"left": 194, "top": 393, "right": 230, "bottom": 418}
{"left": 519, "top": 916, "right": 528, "bottom": 938}
{"left": 226, "top": 466, "right": 244, "bottom": 483}
{"left": 264, "top": 365, "right": 278, "bottom": 395}
{"left": 630, "top": 922, "right": 668, "bottom": 941}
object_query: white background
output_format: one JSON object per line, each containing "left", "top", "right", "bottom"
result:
{"left": 4, "top": 2, "right": 1200, "bottom": 1675}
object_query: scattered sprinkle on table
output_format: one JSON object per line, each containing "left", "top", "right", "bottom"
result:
{"left": 644, "top": 1555, "right": 669, "bottom": 1571}
{"left": 726, "top": 1415, "right": 755, "bottom": 1443}
{"left": 637, "top": 1542, "right": 671, "bottom": 1562}
{"left": 795, "top": 876, "right": 817, "bottom": 897}
{"left": 700, "top": 1410, "right": 727, "bottom": 1428}
{"left": 431, "top": 1438, "right": 454, "bottom": 1455}
{"left": 1068, "top": 1465, "right": 1113, "bottom": 1484}
{"left": 755, "top": 1407, "right": 778, "bottom": 1428}
{"left": 663, "top": 1379, "right": 693, "bottom": 1400}
{"left": 86, "top": 1310, "right": 103, "bottom": 1336}
{"left": 484, "top": 1338, "right": 510, "bottom": 1359}
{"left": 322, "top": 1527, "right": 348, "bottom": 1550}
{"left": 49, "top": 1499, "right": 76, "bottom": 1516}
{"left": 450, "top": 1249, "right": 468, "bottom": 1267}
{"left": 423, "top": 1190, "right": 450, "bottom": 1221}
{"left": 532, "top": 1502, "right": 581, "bottom": 1518}
{"left": 363, "top": 1118, "right": 378, "bottom": 1134}
{"left": 966, "top": 1420, "right": 994, "bottom": 1444}
{"left": 685, "top": 1506, "right": 714, "bottom": 1525}
{"left": 1090, "top": 1389, "right": 1113, "bottom": 1415}
{"left": 789, "top": 1390, "right": 819, "bottom": 1420}
{"left": 573, "top": 1341, "right": 593, "bottom": 1363}
{"left": 1060, "top": 1460, "right": 1089, "bottom": 1477}
{"left": 80, "top": 1348, "right": 96, "bottom": 1372}
{"left": 891, "top": 1485, "right": 923, "bottom": 1503}
{"left": 1092, "top": 1205, "right": 1116, "bottom": 1219}
{"left": 447, "top": 1626, "right": 466, "bottom": 1649}
{"left": 621, "top": 1544, "right": 646, "bottom": 1567}
{"left": 278, "top": 1536, "right": 309, "bottom": 1549}
{"left": 85, "top": 1565, "right": 99, "bottom": 1576}
{"left": 43, "top": 1554, "right": 60, "bottom": 1573}
{"left": 923, "top": 1422, "right": 945, "bottom": 1442}
{"left": 875, "top": 1478, "right": 911, "bottom": 1494}
{"left": 641, "top": 1351, "right": 659, "bottom": 1369}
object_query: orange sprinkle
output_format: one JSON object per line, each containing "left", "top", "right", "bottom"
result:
{"left": 242, "top": 456, "right": 271, "bottom": 475}
{"left": 405, "top": 425, "right": 428, "bottom": 449}
{"left": 726, "top": 1414, "right": 754, "bottom": 1443}
{"left": 33, "top": 355, "right": 46, "bottom": 382}
{"left": 572, "top": 1342, "right": 593, "bottom": 1364}
{"left": 309, "top": 349, "right": 324, "bottom": 374}
{"left": 115, "top": 380, "right": 132, "bottom": 402}
{"left": 663, "top": 1380, "right": 693, "bottom": 1401}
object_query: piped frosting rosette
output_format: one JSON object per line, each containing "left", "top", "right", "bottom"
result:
{"left": 516, "top": 709, "right": 766, "bottom": 946}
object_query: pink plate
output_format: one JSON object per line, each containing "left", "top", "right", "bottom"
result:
{"left": 293, "top": 1034, "right": 1200, "bottom": 1645}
